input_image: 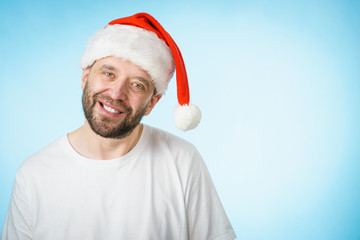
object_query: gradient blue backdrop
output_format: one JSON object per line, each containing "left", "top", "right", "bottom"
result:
{"left": 1, "top": 0, "right": 359, "bottom": 239}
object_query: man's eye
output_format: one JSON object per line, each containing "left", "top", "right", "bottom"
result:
{"left": 104, "top": 72, "right": 115, "bottom": 78}
{"left": 131, "top": 82, "right": 145, "bottom": 90}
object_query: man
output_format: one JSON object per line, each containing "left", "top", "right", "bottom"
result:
{"left": 1, "top": 13, "right": 236, "bottom": 240}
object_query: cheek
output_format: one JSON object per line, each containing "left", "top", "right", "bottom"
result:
{"left": 87, "top": 82, "right": 107, "bottom": 94}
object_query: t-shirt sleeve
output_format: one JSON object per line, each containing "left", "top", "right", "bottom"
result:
{"left": 1, "top": 169, "right": 33, "bottom": 240}
{"left": 185, "top": 151, "right": 236, "bottom": 240}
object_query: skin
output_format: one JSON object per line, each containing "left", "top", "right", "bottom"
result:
{"left": 68, "top": 56, "right": 162, "bottom": 160}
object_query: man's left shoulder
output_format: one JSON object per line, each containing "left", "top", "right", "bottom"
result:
{"left": 144, "top": 125, "right": 203, "bottom": 170}
{"left": 145, "top": 125, "right": 198, "bottom": 153}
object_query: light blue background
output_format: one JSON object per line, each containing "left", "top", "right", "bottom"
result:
{"left": 1, "top": 0, "right": 359, "bottom": 239}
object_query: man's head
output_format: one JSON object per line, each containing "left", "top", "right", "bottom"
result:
{"left": 80, "top": 13, "right": 201, "bottom": 132}
{"left": 81, "top": 57, "right": 161, "bottom": 139}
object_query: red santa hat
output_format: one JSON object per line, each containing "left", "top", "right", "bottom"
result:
{"left": 80, "top": 12, "right": 201, "bottom": 131}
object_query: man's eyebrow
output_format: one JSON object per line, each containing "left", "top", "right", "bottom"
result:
{"left": 98, "top": 64, "right": 152, "bottom": 88}
{"left": 99, "top": 64, "right": 117, "bottom": 71}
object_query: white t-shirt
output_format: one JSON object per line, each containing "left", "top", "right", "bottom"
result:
{"left": 1, "top": 125, "right": 236, "bottom": 240}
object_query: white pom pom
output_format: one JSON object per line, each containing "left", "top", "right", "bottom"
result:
{"left": 174, "top": 104, "right": 201, "bottom": 131}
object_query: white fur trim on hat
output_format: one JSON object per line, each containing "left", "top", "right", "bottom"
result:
{"left": 80, "top": 25, "right": 175, "bottom": 94}
{"left": 174, "top": 104, "right": 201, "bottom": 131}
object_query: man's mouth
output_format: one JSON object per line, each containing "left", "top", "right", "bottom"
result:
{"left": 99, "top": 102, "right": 122, "bottom": 114}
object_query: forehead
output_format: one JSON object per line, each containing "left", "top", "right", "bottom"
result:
{"left": 93, "top": 56, "right": 152, "bottom": 81}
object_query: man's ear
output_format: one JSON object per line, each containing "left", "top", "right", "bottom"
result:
{"left": 144, "top": 94, "right": 162, "bottom": 116}
{"left": 81, "top": 68, "right": 91, "bottom": 90}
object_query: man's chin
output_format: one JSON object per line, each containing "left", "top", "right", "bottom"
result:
{"left": 89, "top": 120, "right": 139, "bottom": 139}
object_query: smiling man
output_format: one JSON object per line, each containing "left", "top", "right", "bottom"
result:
{"left": 1, "top": 13, "right": 236, "bottom": 240}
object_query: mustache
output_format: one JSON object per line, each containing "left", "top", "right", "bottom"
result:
{"left": 93, "top": 93, "right": 132, "bottom": 112}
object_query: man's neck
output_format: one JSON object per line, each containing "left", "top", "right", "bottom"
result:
{"left": 67, "top": 121, "right": 143, "bottom": 160}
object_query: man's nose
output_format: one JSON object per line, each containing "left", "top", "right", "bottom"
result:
{"left": 108, "top": 79, "right": 128, "bottom": 101}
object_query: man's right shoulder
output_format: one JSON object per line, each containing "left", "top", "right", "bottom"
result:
{"left": 18, "top": 135, "right": 68, "bottom": 173}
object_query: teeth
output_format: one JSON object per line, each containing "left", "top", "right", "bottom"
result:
{"left": 103, "top": 104, "right": 121, "bottom": 114}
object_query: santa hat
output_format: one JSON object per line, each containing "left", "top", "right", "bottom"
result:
{"left": 80, "top": 12, "right": 201, "bottom": 131}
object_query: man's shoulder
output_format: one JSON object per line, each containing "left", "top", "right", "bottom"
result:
{"left": 19, "top": 135, "right": 68, "bottom": 173}
{"left": 144, "top": 125, "right": 203, "bottom": 170}
{"left": 145, "top": 125, "right": 197, "bottom": 153}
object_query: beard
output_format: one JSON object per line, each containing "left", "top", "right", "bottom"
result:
{"left": 82, "top": 81, "right": 148, "bottom": 139}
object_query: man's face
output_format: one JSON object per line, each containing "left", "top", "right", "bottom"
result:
{"left": 81, "top": 57, "right": 161, "bottom": 139}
